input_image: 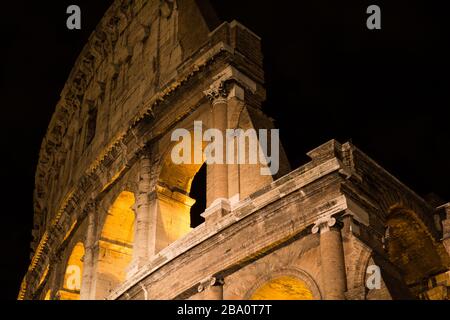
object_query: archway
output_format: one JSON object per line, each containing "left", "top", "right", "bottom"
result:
{"left": 59, "top": 242, "right": 84, "bottom": 300}
{"left": 95, "top": 191, "right": 136, "bottom": 299}
{"left": 385, "top": 206, "right": 450, "bottom": 296}
{"left": 155, "top": 135, "right": 207, "bottom": 252}
{"left": 250, "top": 276, "right": 314, "bottom": 300}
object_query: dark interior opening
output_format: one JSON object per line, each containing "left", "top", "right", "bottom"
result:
{"left": 189, "top": 163, "right": 207, "bottom": 228}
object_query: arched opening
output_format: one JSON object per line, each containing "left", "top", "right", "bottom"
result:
{"left": 95, "top": 191, "right": 135, "bottom": 299}
{"left": 385, "top": 206, "right": 450, "bottom": 297}
{"left": 59, "top": 242, "right": 85, "bottom": 300}
{"left": 155, "top": 136, "right": 207, "bottom": 252}
{"left": 250, "top": 276, "right": 314, "bottom": 300}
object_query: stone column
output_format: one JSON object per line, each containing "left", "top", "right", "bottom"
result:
{"left": 312, "top": 216, "right": 347, "bottom": 300}
{"left": 202, "top": 82, "right": 232, "bottom": 226}
{"left": 198, "top": 277, "right": 224, "bottom": 300}
{"left": 205, "top": 82, "right": 229, "bottom": 206}
{"left": 80, "top": 204, "right": 96, "bottom": 300}
{"left": 225, "top": 84, "right": 245, "bottom": 207}
{"left": 130, "top": 153, "right": 154, "bottom": 275}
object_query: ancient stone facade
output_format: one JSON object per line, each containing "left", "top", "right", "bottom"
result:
{"left": 20, "top": 0, "right": 450, "bottom": 300}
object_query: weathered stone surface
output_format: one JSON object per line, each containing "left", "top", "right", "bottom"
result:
{"left": 21, "top": 0, "right": 450, "bottom": 301}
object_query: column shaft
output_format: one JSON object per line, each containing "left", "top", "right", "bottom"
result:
{"left": 80, "top": 209, "right": 96, "bottom": 300}
{"left": 199, "top": 277, "right": 224, "bottom": 300}
{"left": 209, "top": 98, "right": 229, "bottom": 205}
{"left": 204, "top": 285, "right": 224, "bottom": 300}
{"left": 319, "top": 226, "right": 347, "bottom": 300}
{"left": 313, "top": 217, "right": 347, "bottom": 300}
{"left": 132, "top": 154, "right": 153, "bottom": 268}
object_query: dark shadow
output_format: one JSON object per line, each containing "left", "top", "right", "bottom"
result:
{"left": 189, "top": 163, "right": 207, "bottom": 228}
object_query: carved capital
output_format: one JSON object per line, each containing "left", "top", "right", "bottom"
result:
{"left": 312, "top": 216, "right": 341, "bottom": 234}
{"left": 197, "top": 277, "right": 224, "bottom": 293}
{"left": 204, "top": 82, "right": 229, "bottom": 105}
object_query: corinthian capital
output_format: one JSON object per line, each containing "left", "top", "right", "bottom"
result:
{"left": 204, "top": 82, "right": 229, "bottom": 105}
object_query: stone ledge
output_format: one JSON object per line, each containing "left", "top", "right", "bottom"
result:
{"left": 107, "top": 152, "right": 350, "bottom": 300}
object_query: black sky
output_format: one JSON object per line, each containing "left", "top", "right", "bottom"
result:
{"left": 0, "top": 1, "right": 448, "bottom": 300}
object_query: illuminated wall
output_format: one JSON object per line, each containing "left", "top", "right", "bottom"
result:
{"left": 155, "top": 142, "right": 205, "bottom": 252}
{"left": 251, "top": 276, "right": 314, "bottom": 300}
{"left": 60, "top": 242, "right": 85, "bottom": 300}
{"left": 95, "top": 191, "right": 136, "bottom": 299}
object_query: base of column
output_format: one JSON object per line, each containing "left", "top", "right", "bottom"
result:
{"left": 198, "top": 277, "right": 224, "bottom": 300}
{"left": 201, "top": 198, "right": 231, "bottom": 226}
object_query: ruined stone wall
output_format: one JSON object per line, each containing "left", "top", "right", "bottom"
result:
{"left": 33, "top": 0, "right": 219, "bottom": 249}
{"left": 23, "top": 0, "right": 450, "bottom": 301}
{"left": 23, "top": 0, "right": 285, "bottom": 299}
{"left": 107, "top": 141, "right": 450, "bottom": 301}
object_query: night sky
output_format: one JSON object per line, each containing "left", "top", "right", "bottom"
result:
{"left": 0, "top": 1, "right": 448, "bottom": 300}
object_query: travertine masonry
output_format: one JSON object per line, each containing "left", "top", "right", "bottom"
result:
{"left": 21, "top": 0, "right": 450, "bottom": 300}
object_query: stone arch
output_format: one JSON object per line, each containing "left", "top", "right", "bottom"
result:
{"left": 356, "top": 247, "right": 373, "bottom": 290}
{"left": 245, "top": 268, "right": 321, "bottom": 300}
{"left": 95, "top": 191, "right": 136, "bottom": 299}
{"left": 350, "top": 223, "right": 419, "bottom": 300}
{"left": 59, "top": 242, "right": 85, "bottom": 300}
{"left": 153, "top": 125, "right": 210, "bottom": 253}
{"left": 384, "top": 205, "right": 450, "bottom": 293}
{"left": 156, "top": 120, "right": 212, "bottom": 188}
{"left": 368, "top": 181, "right": 440, "bottom": 241}
{"left": 348, "top": 241, "right": 373, "bottom": 299}
{"left": 158, "top": 135, "right": 208, "bottom": 199}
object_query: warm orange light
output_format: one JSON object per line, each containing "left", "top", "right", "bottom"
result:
{"left": 38, "top": 264, "right": 49, "bottom": 287}
{"left": 251, "top": 276, "right": 314, "bottom": 300}
{"left": 95, "top": 191, "right": 135, "bottom": 299}
{"left": 60, "top": 242, "right": 85, "bottom": 300}
{"left": 156, "top": 141, "right": 205, "bottom": 252}
{"left": 44, "top": 290, "right": 52, "bottom": 300}
{"left": 101, "top": 191, "right": 136, "bottom": 246}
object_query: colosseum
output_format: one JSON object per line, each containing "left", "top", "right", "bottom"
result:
{"left": 20, "top": 0, "right": 450, "bottom": 300}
